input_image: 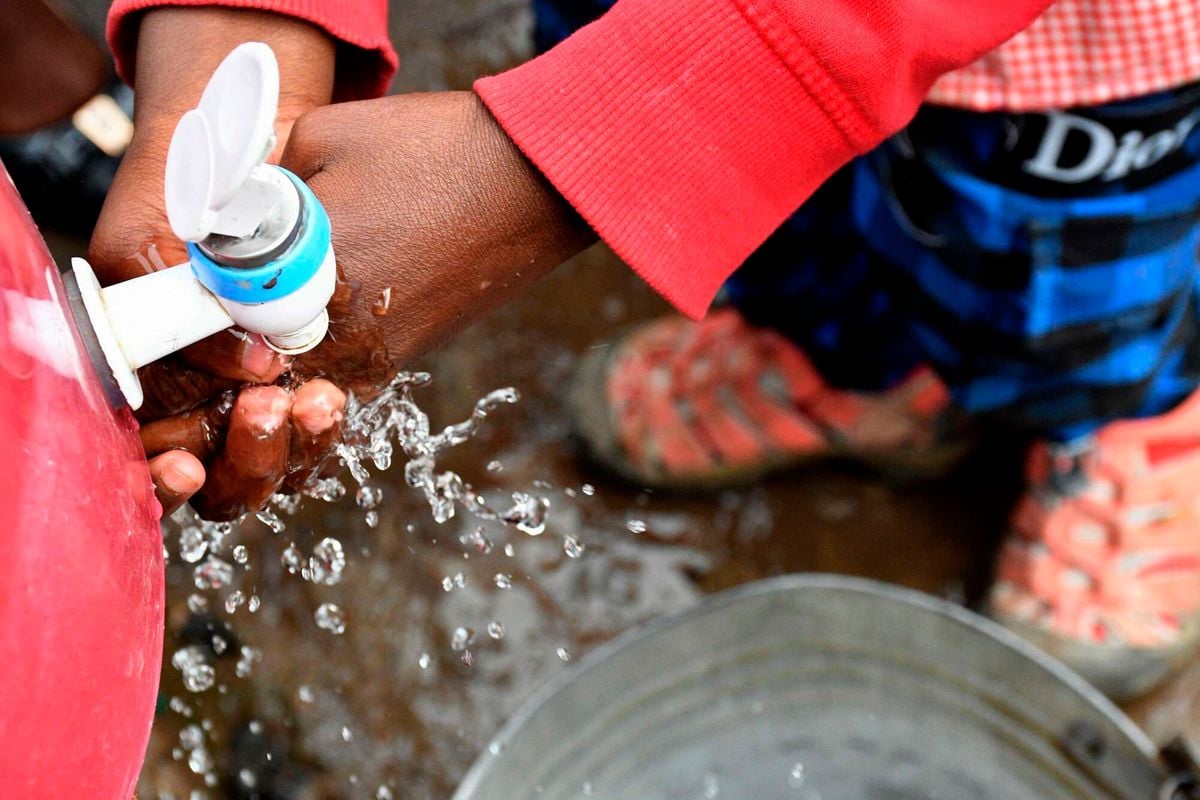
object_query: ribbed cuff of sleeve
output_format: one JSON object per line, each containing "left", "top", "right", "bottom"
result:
{"left": 107, "top": 0, "right": 397, "bottom": 101}
{"left": 475, "top": 0, "right": 860, "bottom": 319}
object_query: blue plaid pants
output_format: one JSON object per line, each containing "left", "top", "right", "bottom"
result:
{"left": 539, "top": 1, "right": 1200, "bottom": 440}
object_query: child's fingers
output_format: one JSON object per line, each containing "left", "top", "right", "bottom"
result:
{"left": 284, "top": 378, "right": 346, "bottom": 492}
{"left": 139, "top": 392, "right": 234, "bottom": 459}
{"left": 147, "top": 450, "right": 205, "bottom": 517}
{"left": 190, "top": 386, "right": 293, "bottom": 521}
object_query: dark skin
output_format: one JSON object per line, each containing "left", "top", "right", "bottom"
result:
{"left": 0, "top": 0, "right": 108, "bottom": 134}
{"left": 90, "top": 8, "right": 343, "bottom": 518}
{"left": 90, "top": 9, "right": 594, "bottom": 519}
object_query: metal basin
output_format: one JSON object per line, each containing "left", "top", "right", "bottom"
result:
{"left": 455, "top": 575, "right": 1168, "bottom": 800}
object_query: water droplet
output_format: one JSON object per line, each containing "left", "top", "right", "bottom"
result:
{"left": 179, "top": 525, "right": 208, "bottom": 563}
{"left": 179, "top": 724, "right": 204, "bottom": 751}
{"left": 703, "top": 772, "right": 720, "bottom": 798}
{"left": 788, "top": 763, "right": 805, "bottom": 789}
{"left": 306, "top": 476, "right": 346, "bottom": 502}
{"left": 188, "top": 747, "right": 213, "bottom": 776}
{"left": 172, "top": 646, "right": 215, "bottom": 693}
{"left": 556, "top": 647, "right": 571, "bottom": 662}
{"left": 193, "top": 556, "right": 234, "bottom": 590}
{"left": 504, "top": 543, "right": 515, "bottom": 557}
{"left": 224, "top": 590, "right": 246, "bottom": 614}
{"left": 626, "top": 519, "right": 647, "bottom": 534}
{"left": 487, "top": 621, "right": 505, "bottom": 639}
{"left": 211, "top": 635, "right": 228, "bottom": 655}
{"left": 238, "top": 769, "right": 257, "bottom": 788}
{"left": 168, "top": 696, "right": 192, "bottom": 717}
{"left": 377, "top": 787, "right": 394, "bottom": 800}
{"left": 581, "top": 484, "right": 596, "bottom": 497}
{"left": 281, "top": 543, "right": 303, "bottom": 574}
{"left": 232, "top": 545, "right": 249, "bottom": 565}
{"left": 500, "top": 492, "right": 549, "bottom": 536}
{"left": 486, "top": 460, "right": 503, "bottom": 473}
{"left": 494, "top": 573, "right": 512, "bottom": 589}
{"left": 450, "top": 627, "right": 474, "bottom": 652}
{"left": 418, "top": 653, "right": 431, "bottom": 670}
{"left": 297, "top": 685, "right": 314, "bottom": 703}
{"left": 248, "top": 595, "right": 261, "bottom": 613}
{"left": 461, "top": 649, "right": 474, "bottom": 667}
{"left": 356, "top": 484, "right": 383, "bottom": 509}
{"left": 488, "top": 741, "right": 504, "bottom": 756}
{"left": 248, "top": 720, "right": 263, "bottom": 735}
{"left": 315, "top": 602, "right": 346, "bottom": 634}
{"left": 442, "top": 576, "right": 454, "bottom": 592}
{"left": 563, "top": 535, "right": 585, "bottom": 558}
{"left": 272, "top": 492, "right": 302, "bottom": 515}
{"left": 255, "top": 508, "right": 286, "bottom": 533}
{"left": 365, "top": 510, "right": 379, "bottom": 528}
{"left": 187, "top": 594, "right": 208, "bottom": 613}
{"left": 236, "top": 646, "right": 262, "bottom": 678}
{"left": 307, "top": 538, "right": 346, "bottom": 586}
{"left": 371, "top": 286, "right": 393, "bottom": 316}
{"left": 468, "top": 527, "right": 493, "bottom": 554}
{"left": 341, "top": 726, "right": 353, "bottom": 742}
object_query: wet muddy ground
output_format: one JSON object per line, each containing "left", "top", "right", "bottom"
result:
{"left": 42, "top": 0, "right": 1200, "bottom": 797}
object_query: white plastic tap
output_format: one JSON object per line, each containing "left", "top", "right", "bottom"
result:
{"left": 67, "top": 42, "right": 336, "bottom": 410}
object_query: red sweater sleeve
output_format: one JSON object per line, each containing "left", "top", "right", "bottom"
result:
{"left": 475, "top": 0, "right": 1053, "bottom": 318}
{"left": 107, "top": 0, "right": 397, "bottom": 101}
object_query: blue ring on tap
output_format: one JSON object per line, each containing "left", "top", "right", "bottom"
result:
{"left": 187, "top": 168, "right": 330, "bottom": 305}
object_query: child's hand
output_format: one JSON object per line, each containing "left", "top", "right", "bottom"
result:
{"left": 88, "top": 7, "right": 345, "bottom": 518}
{"left": 275, "top": 91, "right": 597, "bottom": 386}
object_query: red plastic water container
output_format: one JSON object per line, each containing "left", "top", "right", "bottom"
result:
{"left": 0, "top": 164, "right": 164, "bottom": 797}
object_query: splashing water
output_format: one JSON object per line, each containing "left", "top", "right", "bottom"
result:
{"left": 159, "top": 371, "right": 594, "bottom": 793}
{"left": 315, "top": 602, "right": 346, "bottom": 635}
{"left": 356, "top": 485, "right": 383, "bottom": 509}
{"left": 281, "top": 543, "right": 303, "bottom": 574}
{"left": 450, "top": 626, "right": 474, "bottom": 652}
{"left": 236, "top": 646, "right": 262, "bottom": 678}
{"left": 193, "top": 556, "right": 233, "bottom": 590}
{"left": 308, "top": 537, "right": 347, "bottom": 586}
{"left": 225, "top": 590, "right": 246, "bottom": 614}
{"left": 563, "top": 535, "right": 586, "bottom": 559}
{"left": 332, "top": 373, "right": 552, "bottom": 532}
{"left": 179, "top": 724, "right": 213, "bottom": 776}
{"left": 172, "top": 646, "right": 216, "bottom": 693}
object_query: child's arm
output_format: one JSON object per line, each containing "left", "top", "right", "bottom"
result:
{"left": 475, "top": 0, "right": 1055, "bottom": 318}
{"left": 106, "top": 0, "right": 396, "bottom": 101}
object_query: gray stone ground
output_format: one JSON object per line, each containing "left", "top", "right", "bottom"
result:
{"left": 38, "top": 1, "right": 1200, "bottom": 798}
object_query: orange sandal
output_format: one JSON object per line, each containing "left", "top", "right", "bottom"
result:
{"left": 991, "top": 387, "right": 1200, "bottom": 699}
{"left": 570, "top": 309, "right": 973, "bottom": 489}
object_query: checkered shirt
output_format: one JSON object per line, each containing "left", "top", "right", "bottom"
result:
{"left": 928, "top": 0, "right": 1200, "bottom": 111}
